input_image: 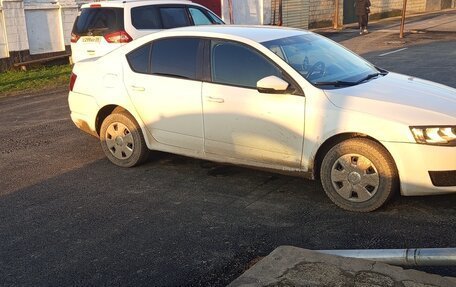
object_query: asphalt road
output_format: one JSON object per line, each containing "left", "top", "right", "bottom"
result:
{"left": 0, "top": 31, "right": 455, "bottom": 286}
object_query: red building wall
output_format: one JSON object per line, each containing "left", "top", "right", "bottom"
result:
{"left": 192, "top": 0, "right": 222, "bottom": 16}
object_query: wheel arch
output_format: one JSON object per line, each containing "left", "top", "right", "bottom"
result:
{"left": 313, "top": 133, "right": 398, "bottom": 180}
{"left": 96, "top": 105, "right": 124, "bottom": 136}
{"left": 95, "top": 105, "right": 148, "bottom": 141}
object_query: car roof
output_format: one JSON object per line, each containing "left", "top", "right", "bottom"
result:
{"left": 81, "top": 0, "right": 194, "bottom": 9}
{"left": 158, "top": 25, "right": 309, "bottom": 43}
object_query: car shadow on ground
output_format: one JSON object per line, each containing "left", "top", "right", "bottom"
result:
{"left": 1, "top": 150, "right": 455, "bottom": 286}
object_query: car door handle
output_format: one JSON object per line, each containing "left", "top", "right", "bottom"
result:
{"left": 131, "top": 85, "right": 145, "bottom": 92}
{"left": 206, "top": 96, "right": 224, "bottom": 103}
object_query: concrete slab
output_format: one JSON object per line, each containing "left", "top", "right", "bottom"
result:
{"left": 229, "top": 246, "right": 456, "bottom": 287}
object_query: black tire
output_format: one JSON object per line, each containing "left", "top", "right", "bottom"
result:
{"left": 100, "top": 112, "right": 149, "bottom": 167}
{"left": 320, "top": 138, "right": 398, "bottom": 212}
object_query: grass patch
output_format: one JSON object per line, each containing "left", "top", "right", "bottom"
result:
{"left": 0, "top": 64, "right": 72, "bottom": 96}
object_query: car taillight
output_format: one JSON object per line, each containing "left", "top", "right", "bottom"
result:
{"left": 104, "top": 31, "right": 132, "bottom": 43}
{"left": 90, "top": 4, "right": 101, "bottom": 8}
{"left": 69, "top": 73, "right": 77, "bottom": 91}
{"left": 71, "top": 33, "right": 80, "bottom": 43}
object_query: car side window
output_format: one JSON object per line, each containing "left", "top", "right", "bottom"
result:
{"left": 188, "top": 8, "right": 212, "bottom": 25}
{"left": 150, "top": 38, "right": 201, "bottom": 80}
{"left": 206, "top": 10, "right": 224, "bottom": 24}
{"left": 126, "top": 43, "right": 152, "bottom": 74}
{"left": 160, "top": 7, "right": 191, "bottom": 28}
{"left": 131, "top": 6, "right": 162, "bottom": 29}
{"left": 211, "top": 41, "right": 283, "bottom": 89}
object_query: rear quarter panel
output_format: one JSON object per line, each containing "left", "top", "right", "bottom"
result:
{"left": 71, "top": 55, "right": 144, "bottom": 132}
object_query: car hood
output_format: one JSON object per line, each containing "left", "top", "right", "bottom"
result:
{"left": 324, "top": 72, "right": 456, "bottom": 125}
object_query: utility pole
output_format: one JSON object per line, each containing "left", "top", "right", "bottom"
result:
{"left": 278, "top": 0, "right": 283, "bottom": 26}
{"left": 399, "top": 0, "right": 408, "bottom": 38}
{"left": 334, "top": 0, "right": 340, "bottom": 29}
{"left": 228, "top": 0, "right": 233, "bottom": 24}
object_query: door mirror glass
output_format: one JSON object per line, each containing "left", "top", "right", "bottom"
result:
{"left": 257, "top": 76, "right": 290, "bottom": 94}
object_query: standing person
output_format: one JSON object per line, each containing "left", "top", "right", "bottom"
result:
{"left": 355, "top": 0, "right": 371, "bottom": 35}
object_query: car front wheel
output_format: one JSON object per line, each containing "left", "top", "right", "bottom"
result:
{"left": 320, "top": 138, "right": 398, "bottom": 212}
{"left": 100, "top": 112, "right": 149, "bottom": 167}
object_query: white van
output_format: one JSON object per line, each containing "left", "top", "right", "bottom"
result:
{"left": 70, "top": 0, "right": 223, "bottom": 63}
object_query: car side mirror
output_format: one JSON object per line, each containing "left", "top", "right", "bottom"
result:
{"left": 257, "top": 76, "right": 290, "bottom": 94}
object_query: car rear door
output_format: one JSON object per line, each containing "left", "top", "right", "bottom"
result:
{"left": 123, "top": 37, "right": 204, "bottom": 152}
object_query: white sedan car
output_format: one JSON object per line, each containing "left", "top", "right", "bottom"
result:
{"left": 68, "top": 26, "right": 456, "bottom": 212}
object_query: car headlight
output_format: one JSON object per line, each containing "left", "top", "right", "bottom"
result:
{"left": 410, "top": 126, "right": 456, "bottom": 146}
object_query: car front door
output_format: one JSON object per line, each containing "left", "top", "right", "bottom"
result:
{"left": 202, "top": 40, "right": 305, "bottom": 168}
{"left": 123, "top": 37, "right": 204, "bottom": 151}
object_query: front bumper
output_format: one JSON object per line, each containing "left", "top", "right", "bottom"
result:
{"left": 383, "top": 141, "right": 456, "bottom": 196}
{"left": 68, "top": 91, "right": 99, "bottom": 137}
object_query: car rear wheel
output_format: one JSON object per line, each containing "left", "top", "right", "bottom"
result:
{"left": 100, "top": 112, "right": 149, "bottom": 167}
{"left": 320, "top": 138, "right": 398, "bottom": 212}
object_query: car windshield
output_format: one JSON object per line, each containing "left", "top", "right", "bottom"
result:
{"left": 261, "top": 34, "right": 380, "bottom": 86}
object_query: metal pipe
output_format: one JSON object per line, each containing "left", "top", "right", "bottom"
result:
{"left": 317, "top": 248, "right": 456, "bottom": 266}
